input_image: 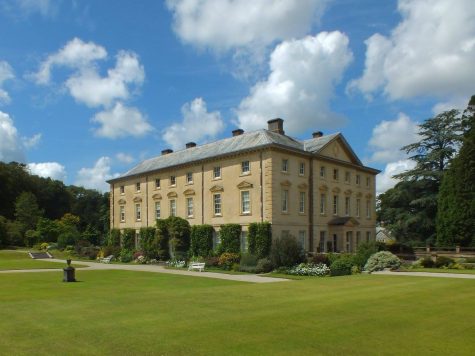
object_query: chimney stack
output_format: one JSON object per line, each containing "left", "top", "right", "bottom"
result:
{"left": 161, "top": 148, "right": 173, "bottom": 155}
{"left": 185, "top": 142, "right": 196, "bottom": 149}
{"left": 267, "top": 118, "right": 285, "bottom": 135}
{"left": 232, "top": 129, "right": 244, "bottom": 137}
{"left": 312, "top": 131, "right": 323, "bottom": 138}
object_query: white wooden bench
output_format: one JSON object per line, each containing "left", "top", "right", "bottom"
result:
{"left": 188, "top": 262, "right": 205, "bottom": 272}
{"left": 99, "top": 255, "right": 114, "bottom": 263}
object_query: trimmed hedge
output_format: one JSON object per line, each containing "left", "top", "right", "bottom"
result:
{"left": 167, "top": 216, "right": 191, "bottom": 259}
{"left": 248, "top": 222, "right": 272, "bottom": 258}
{"left": 156, "top": 219, "right": 170, "bottom": 260}
{"left": 122, "top": 228, "right": 135, "bottom": 250}
{"left": 218, "top": 224, "right": 241, "bottom": 254}
{"left": 140, "top": 227, "right": 157, "bottom": 259}
{"left": 109, "top": 228, "right": 121, "bottom": 247}
{"left": 190, "top": 224, "right": 214, "bottom": 257}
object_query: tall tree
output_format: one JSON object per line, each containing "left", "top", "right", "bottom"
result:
{"left": 436, "top": 97, "right": 475, "bottom": 246}
{"left": 380, "top": 107, "right": 468, "bottom": 244}
{"left": 14, "top": 192, "right": 43, "bottom": 235}
{"left": 395, "top": 109, "right": 464, "bottom": 183}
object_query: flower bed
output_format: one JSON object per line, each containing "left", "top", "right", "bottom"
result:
{"left": 287, "top": 263, "right": 330, "bottom": 277}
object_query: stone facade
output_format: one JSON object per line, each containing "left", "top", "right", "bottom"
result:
{"left": 108, "top": 119, "right": 379, "bottom": 253}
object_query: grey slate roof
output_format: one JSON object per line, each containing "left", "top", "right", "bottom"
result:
{"left": 109, "top": 129, "right": 355, "bottom": 182}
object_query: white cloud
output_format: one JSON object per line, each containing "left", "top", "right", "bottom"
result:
{"left": 0, "top": 60, "right": 15, "bottom": 104}
{"left": 33, "top": 37, "right": 107, "bottom": 85}
{"left": 27, "top": 162, "right": 66, "bottom": 181}
{"left": 75, "top": 156, "right": 119, "bottom": 192}
{"left": 368, "top": 113, "right": 419, "bottom": 163}
{"left": 91, "top": 102, "right": 153, "bottom": 139}
{"left": 163, "top": 97, "right": 224, "bottom": 150}
{"left": 432, "top": 97, "right": 469, "bottom": 115}
{"left": 235, "top": 31, "right": 353, "bottom": 134}
{"left": 350, "top": 0, "right": 475, "bottom": 102}
{"left": 166, "top": 0, "right": 327, "bottom": 53}
{"left": 2, "top": 0, "right": 56, "bottom": 18}
{"left": 0, "top": 110, "right": 24, "bottom": 162}
{"left": 377, "top": 159, "right": 416, "bottom": 195}
{"left": 115, "top": 152, "right": 134, "bottom": 164}
{"left": 22, "top": 133, "right": 42, "bottom": 149}
{"left": 33, "top": 39, "right": 144, "bottom": 108}
{"left": 32, "top": 38, "right": 150, "bottom": 139}
{"left": 65, "top": 50, "right": 144, "bottom": 108}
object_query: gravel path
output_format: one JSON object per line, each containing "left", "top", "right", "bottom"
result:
{"left": 0, "top": 258, "right": 289, "bottom": 283}
{"left": 372, "top": 270, "right": 475, "bottom": 279}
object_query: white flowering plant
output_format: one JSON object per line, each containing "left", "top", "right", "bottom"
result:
{"left": 287, "top": 263, "right": 330, "bottom": 277}
{"left": 166, "top": 259, "right": 186, "bottom": 268}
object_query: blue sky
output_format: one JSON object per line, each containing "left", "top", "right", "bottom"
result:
{"left": 0, "top": 0, "right": 473, "bottom": 193}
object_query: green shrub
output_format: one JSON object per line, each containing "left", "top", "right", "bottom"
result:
{"left": 119, "top": 249, "right": 134, "bottom": 263}
{"left": 311, "top": 253, "right": 330, "bottom": 266}
{"left": 421, "top": 257, "right": 435, "bottom": 268}
{"left": 140, "top": 227, "right": 157, "bottom": 259}
{"left": 270, "top": 235, "right": 304, "bottom": 267}
{"left": 218, "top": 252, "right": 240, "bottom": 270}
{"left": 24, "top": 229, "right": 40, "bottom": 247}
{"left": 352, "top": 242, "right": 381, "bottom": 268}
{"left": 248, "top": 222, "right": 272, "bottom": 258}
{"left": 330, "top": 255, "right": 354, "bottom": 276}
{"left": 109, "top": 228, "right": 121, "bottom": 247}
{"left": 102, "top": 245, "right": 120, "bottom": 258}
{"left": 156, "top": 219, "right": 170, "bottom": 260}
{"left": 239, "top": 254, "right": 258, "bottom": 273}
{"left": 435, "top": 256, "right": 454, "bottom": 268}
{"left": 218, "top": 224, "right": 241, "bottom": 254}
{"left": 364, "top": 251, "right": 401, "bottom": 272}
{"left": 204, "top": 255, "right": 220, "bottom": 267}
{"left": 190, "top": 224, "right": 214, "bottom": 257}
{"left": 122, "top": 228, "right": 136, "bottom": 250}
{"left": 166, "top": 216, "right": 191, "bottom": 257}
{"left": 240, "top": 253, "right": 258, "bottom": 267}
{"left": 57, "top": 229, "right": 80, "bottom": 248}
{"left": 255, "top": 258, "right": 274, "bottom": 273}
{"left": 79, "top": 246, "right": 100, "bottom": 260}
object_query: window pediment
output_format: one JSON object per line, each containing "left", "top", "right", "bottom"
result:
{"left": 167, "top": 191, "right": 178, "bottom": 198}
{"left": 365, "top": 193, "right": 373, "bottom": 199}
{"left": 210, "top": 185, "right": 224, "bottom": 193}
{"left": 344, "top": 189, "right": 352, "bottom": 196}
{"left": 118, "top": 198, "right": 126, "bottom": 204}
{"left": 152, "top": 193, "right": 162, "bottom": 200}
{"left": 280, "top": 180, "right": 292, "bottom": 187}
{"left": 319, "top": 184, "right": 328, "bottom": 192}
{"left": 133, "top": 197, "right": 142, "bottom": 202}
{"left": 356, "top": 192, "right": 363, "bottom": 198}
{"left": 183, "top": 189, "right": 195, "bottom": 196}
{"left": 332, "top": 187, "right": 341, "bottom": 193}
{"left": 237, "top": 181, "right": 253, "bottom": 189}
{"left": 298, "top": 183, "right": 308, "bottom": 190}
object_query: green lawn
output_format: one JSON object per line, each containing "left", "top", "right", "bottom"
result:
{"left": 0, "top": 250, "right": 86, "bottom": 270}
{"left": 0, "top": 270, "right": 474, "bottom": 355}
{"left": 401, "top": 267, "right": 475, "bottom": 275}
